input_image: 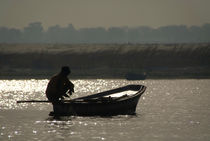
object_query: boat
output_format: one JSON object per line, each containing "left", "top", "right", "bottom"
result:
{"left": 50, "top": 84, "right": 146, "bottom": 116}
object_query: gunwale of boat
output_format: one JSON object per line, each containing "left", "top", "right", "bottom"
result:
{"left": 64, "top": 85, "right": 146, "bottom": 103}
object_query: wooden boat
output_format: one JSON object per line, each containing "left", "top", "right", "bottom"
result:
{"left": 50, "top": 85, "right": 146, "bottom": 116}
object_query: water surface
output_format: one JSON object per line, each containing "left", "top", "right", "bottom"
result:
{"left": 0, "top": 79, "right": 210, "bottom": 141}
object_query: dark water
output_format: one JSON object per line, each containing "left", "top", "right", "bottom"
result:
{"left": 0, "top": 79, "right": 210, "bottom": 141}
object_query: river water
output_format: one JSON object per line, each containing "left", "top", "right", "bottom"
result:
{"left": 0, "top": 79, "right": 210, "bottom": 141}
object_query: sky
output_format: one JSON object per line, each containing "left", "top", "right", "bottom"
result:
{"left": 1, "top": 0, "right": 210, "bottom": 30}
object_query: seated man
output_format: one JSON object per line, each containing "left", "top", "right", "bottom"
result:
{"left": 46, "top": 66, "right": 74, "bottom": 103}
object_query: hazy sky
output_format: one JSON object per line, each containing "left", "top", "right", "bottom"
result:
{"left": 1, "top": 0, "right": 210, "bottom": 29}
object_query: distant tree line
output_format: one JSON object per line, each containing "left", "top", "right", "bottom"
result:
{"left": 0, "top": 22, "right": 210, "bottom": 43}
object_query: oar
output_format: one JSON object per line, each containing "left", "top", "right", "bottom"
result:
{"left": 17, "top": 100, "right": 50, "bottom": 103}
{"left": 16, "top": 99, "right": 76, "bottom": 103}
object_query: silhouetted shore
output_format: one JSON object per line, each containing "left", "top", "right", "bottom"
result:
{"left": 0, "top": 43, "right": 210, "bottom": 79}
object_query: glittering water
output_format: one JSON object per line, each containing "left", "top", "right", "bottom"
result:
{"left": 0, "top": 79, "right": 210, "bottom": 141}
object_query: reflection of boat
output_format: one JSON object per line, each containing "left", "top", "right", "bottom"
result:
{"left": 50, "top": 85, "right": 146, "bottom": 116}
{"left": 125, "top": 73, "right": 147, "bottom": 80}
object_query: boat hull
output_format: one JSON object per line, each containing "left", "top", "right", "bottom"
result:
{"left": 51, "top": 85, "right": 146, "bottom": 116}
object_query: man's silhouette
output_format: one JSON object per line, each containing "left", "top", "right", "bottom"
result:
{"left": 46, "top": 66, "right": 74, "bottom": 103}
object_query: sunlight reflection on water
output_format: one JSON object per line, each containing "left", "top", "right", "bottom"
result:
{"left": 0, "top": 79, "right": 48, "bottom": 110}
{"left": 0, "top": 79, "right": 210, "bottom": 141}
{"left": 0, "top": 79, "right": 145, "bottom": 110}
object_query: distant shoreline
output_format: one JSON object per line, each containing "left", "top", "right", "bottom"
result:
{"left": 0, "top": 68, "right": 210, "bottom": 80}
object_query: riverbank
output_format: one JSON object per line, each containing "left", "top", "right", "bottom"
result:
{"left": 0, "top": 43, "right": 210, "bottom": 79}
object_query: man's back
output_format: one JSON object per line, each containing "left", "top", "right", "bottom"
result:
{"left": 46, "top": 74, "right": 61, "bottom": 101}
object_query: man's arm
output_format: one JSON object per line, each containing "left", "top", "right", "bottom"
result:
{"left": 65, "top": 77, "right": 74, "bottom": 95}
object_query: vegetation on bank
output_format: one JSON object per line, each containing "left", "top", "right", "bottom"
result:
{"left": 0, "top": 43, "right": 210, "bottom": 79}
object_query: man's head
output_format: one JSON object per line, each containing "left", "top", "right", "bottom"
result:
{"left": 61, "top": 66, "right": 71, "bottom": 76}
